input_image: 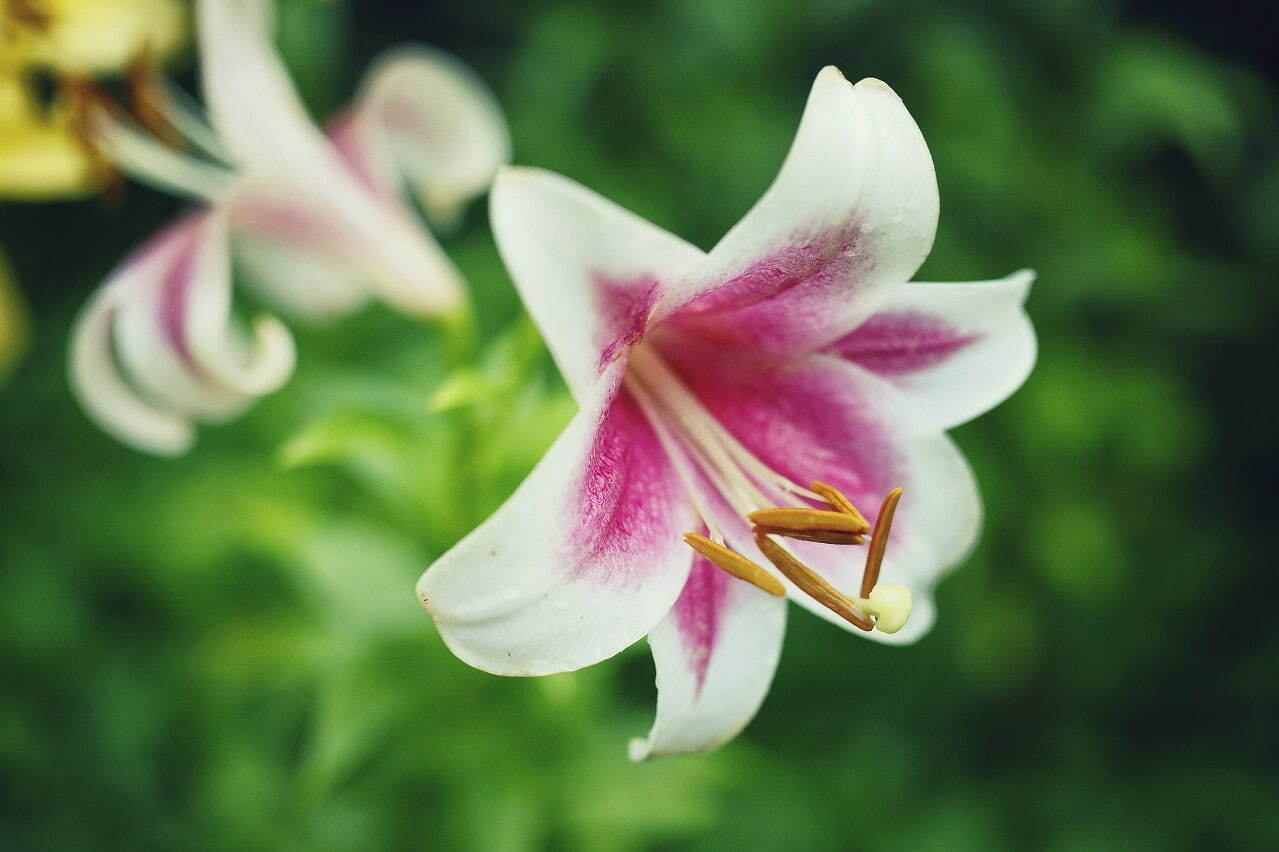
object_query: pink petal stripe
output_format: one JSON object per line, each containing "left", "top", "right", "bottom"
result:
{"left": 826, "top": 311, "right": 982, "bottom": 376}
{"left": 568, "top": 384, "right": 687, "bottom": 587}
{"left": 671, "top": 551, "right": 731, "bottom": 694}
{"left": 325, "top": 111, "right": 387, "bottom": 197}
{"left": 680, "top": 223, "right": 865, "bottom": 315}
{"left": 593, "top": 273, "right": 663, "bottom": 373}
{"left": 666, "top": 224, "right": 875, "bottom": 354}
{"left": 156, "top": 220, "right": 204, "bottom": 364}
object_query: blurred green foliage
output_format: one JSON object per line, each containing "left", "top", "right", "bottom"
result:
{"left": 2, "top": 0, "right": 1277, "bottom": 849}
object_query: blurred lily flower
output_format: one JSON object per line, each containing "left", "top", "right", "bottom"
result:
{"left": 0, "top": 0, "right": 186, "bottom": 199}
{"left": 418, "top": 68, "right": 1036, "bottom": 758}
{"left": 69, "top": 0, "right": 509, "bottom": 453}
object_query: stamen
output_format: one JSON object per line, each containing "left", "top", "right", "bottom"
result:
{"left": 60, "top": 76, "right": 123, "bottom": 198}
{"left": 810, "top": 480, "right": 870, "bottom": 530}
{"left": 684, "top": 533, "right": 785, "bottom": 597}
{"left": 753, "top": 534, "right": 873, "bottom": 631}
{"left": 748, "top": 525, "right": 865, "bottom": 546}
{"left": 127, "top": 46, "right": 184, "bottom": 149}
{"left": 747, "top": 507, "right": 869, "bottom": 535}
{"left": 860, "top": 487, "right": 903, "bottom": 598}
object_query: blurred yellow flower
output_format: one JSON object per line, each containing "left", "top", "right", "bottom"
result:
{"left": 0, "top": 250, "right": 29, "bottom": 380}
{"left": 0, "top": 72, "right": 95, "bottom": 197}
{"left": 0, "top": 0, "right": 187, "bottom": 199}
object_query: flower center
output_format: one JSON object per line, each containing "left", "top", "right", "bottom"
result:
{"left": 623, "top": 343, "right": 911, "bottom": 634}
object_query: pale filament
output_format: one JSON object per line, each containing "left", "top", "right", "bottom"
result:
{"left": 627, "top": 346, "right": 822, "bottom": 505}
{"left": 625, "top": 377, "right": 726, "bottom": 543}
{"left": 625, "top": 345, "right": 806, "bottom": 520}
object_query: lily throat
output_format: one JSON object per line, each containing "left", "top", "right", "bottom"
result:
{"left": 622, "top": 344, "right": 911, "bottom": 633}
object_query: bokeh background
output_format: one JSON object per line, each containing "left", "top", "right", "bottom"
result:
{"left": 3, "top": 0, "right": 1277, "bottom": 848}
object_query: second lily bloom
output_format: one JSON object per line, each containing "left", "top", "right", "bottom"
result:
{"left": 418, "top": 68, "right": 1036, "bottom": 758}
{"left": 70, "top": 0, "right": 509, "bottom": 454}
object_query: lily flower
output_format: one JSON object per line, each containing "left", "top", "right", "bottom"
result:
{"left": 68, "top": 0, "right": 509, "bottom": 453}
{"left": 417, "top": 68, "right": 1036, "bottom": 758}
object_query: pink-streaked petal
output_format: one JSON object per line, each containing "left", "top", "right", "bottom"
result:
{"left": 629, "top": 543, "right": 787, "bottom": 760}
{"left": 69, "top": 209, "right": 295, "bottom": 455}
{"left": 489, "top": 167, "right": 703, "bottom": 402}
{"left": 417, "top": 365, "right": 696, "bottom": 676}
{"left": 653, "top": 68, "right": 938, "bottom": 355}
{"left": 337, "top": 47, "right": 510, "bottom": 230}
{"left": 196, "top": 0, "right": 463, "bottom": 316}
{"left": 827, "top": 270, "right": 1036, "bottom": 431}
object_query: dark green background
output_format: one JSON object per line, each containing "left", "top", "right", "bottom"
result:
{"left": 2, "top": 0, "right": 1276, "bottom": 848}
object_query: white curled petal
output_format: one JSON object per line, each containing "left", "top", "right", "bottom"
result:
{"left": 828, "top": 270, "right": 1037, "bottom": 432}
{"left": 183, "top": 212, "right": 296, "bottom": 394}
{"left": 69, "top": 210, "right": 296, "bottom": 454}
{"left": 490, "top": 167, "right": 703, "bottom": 401}
{"left": 655, "top": 68, "right": 939, "bottom": 355}
{"left": 110, "top": 214, "right": 255, "bottom": 420}
{"left": 345, "top": 46, "right": 510, "bottom": 228}
{"left": 418, "top": 365, "right": 697, "bottom": 676}
{"left": 630, "top": 555, "right": 786, "bottom": 760}
{"left": 69, "top": 281, "right": 194, "bottom": 456}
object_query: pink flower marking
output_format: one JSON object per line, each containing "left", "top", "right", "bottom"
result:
{"left": 829, "top": 311, "right": 981, "bottom": 375}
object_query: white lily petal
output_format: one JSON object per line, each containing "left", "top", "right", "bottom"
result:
{"left": 196, "top": 0, "right": 318, "bottom": 175}
{"left": 828, "top": 270, "right": 1037, "bottom": 432}
{"left": 657, "top": 68, "right": 939, "bottom": 355}
{"left": 418, "top": 366, "right": 696, "bottom": 675}
{"left": 231, "top": 232, "right": 371, "bottom": 320}
{"left": 630, "top": 555, "right": 786, "bottom": 760}
{"left": 490, "top": 167, "right": 703, "bottom": 401}
{"left": 343, "top": 46, "right": 510, "bottom": 228}
{"left": 197, "top": 0, "right": 464, "bottom": 316}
